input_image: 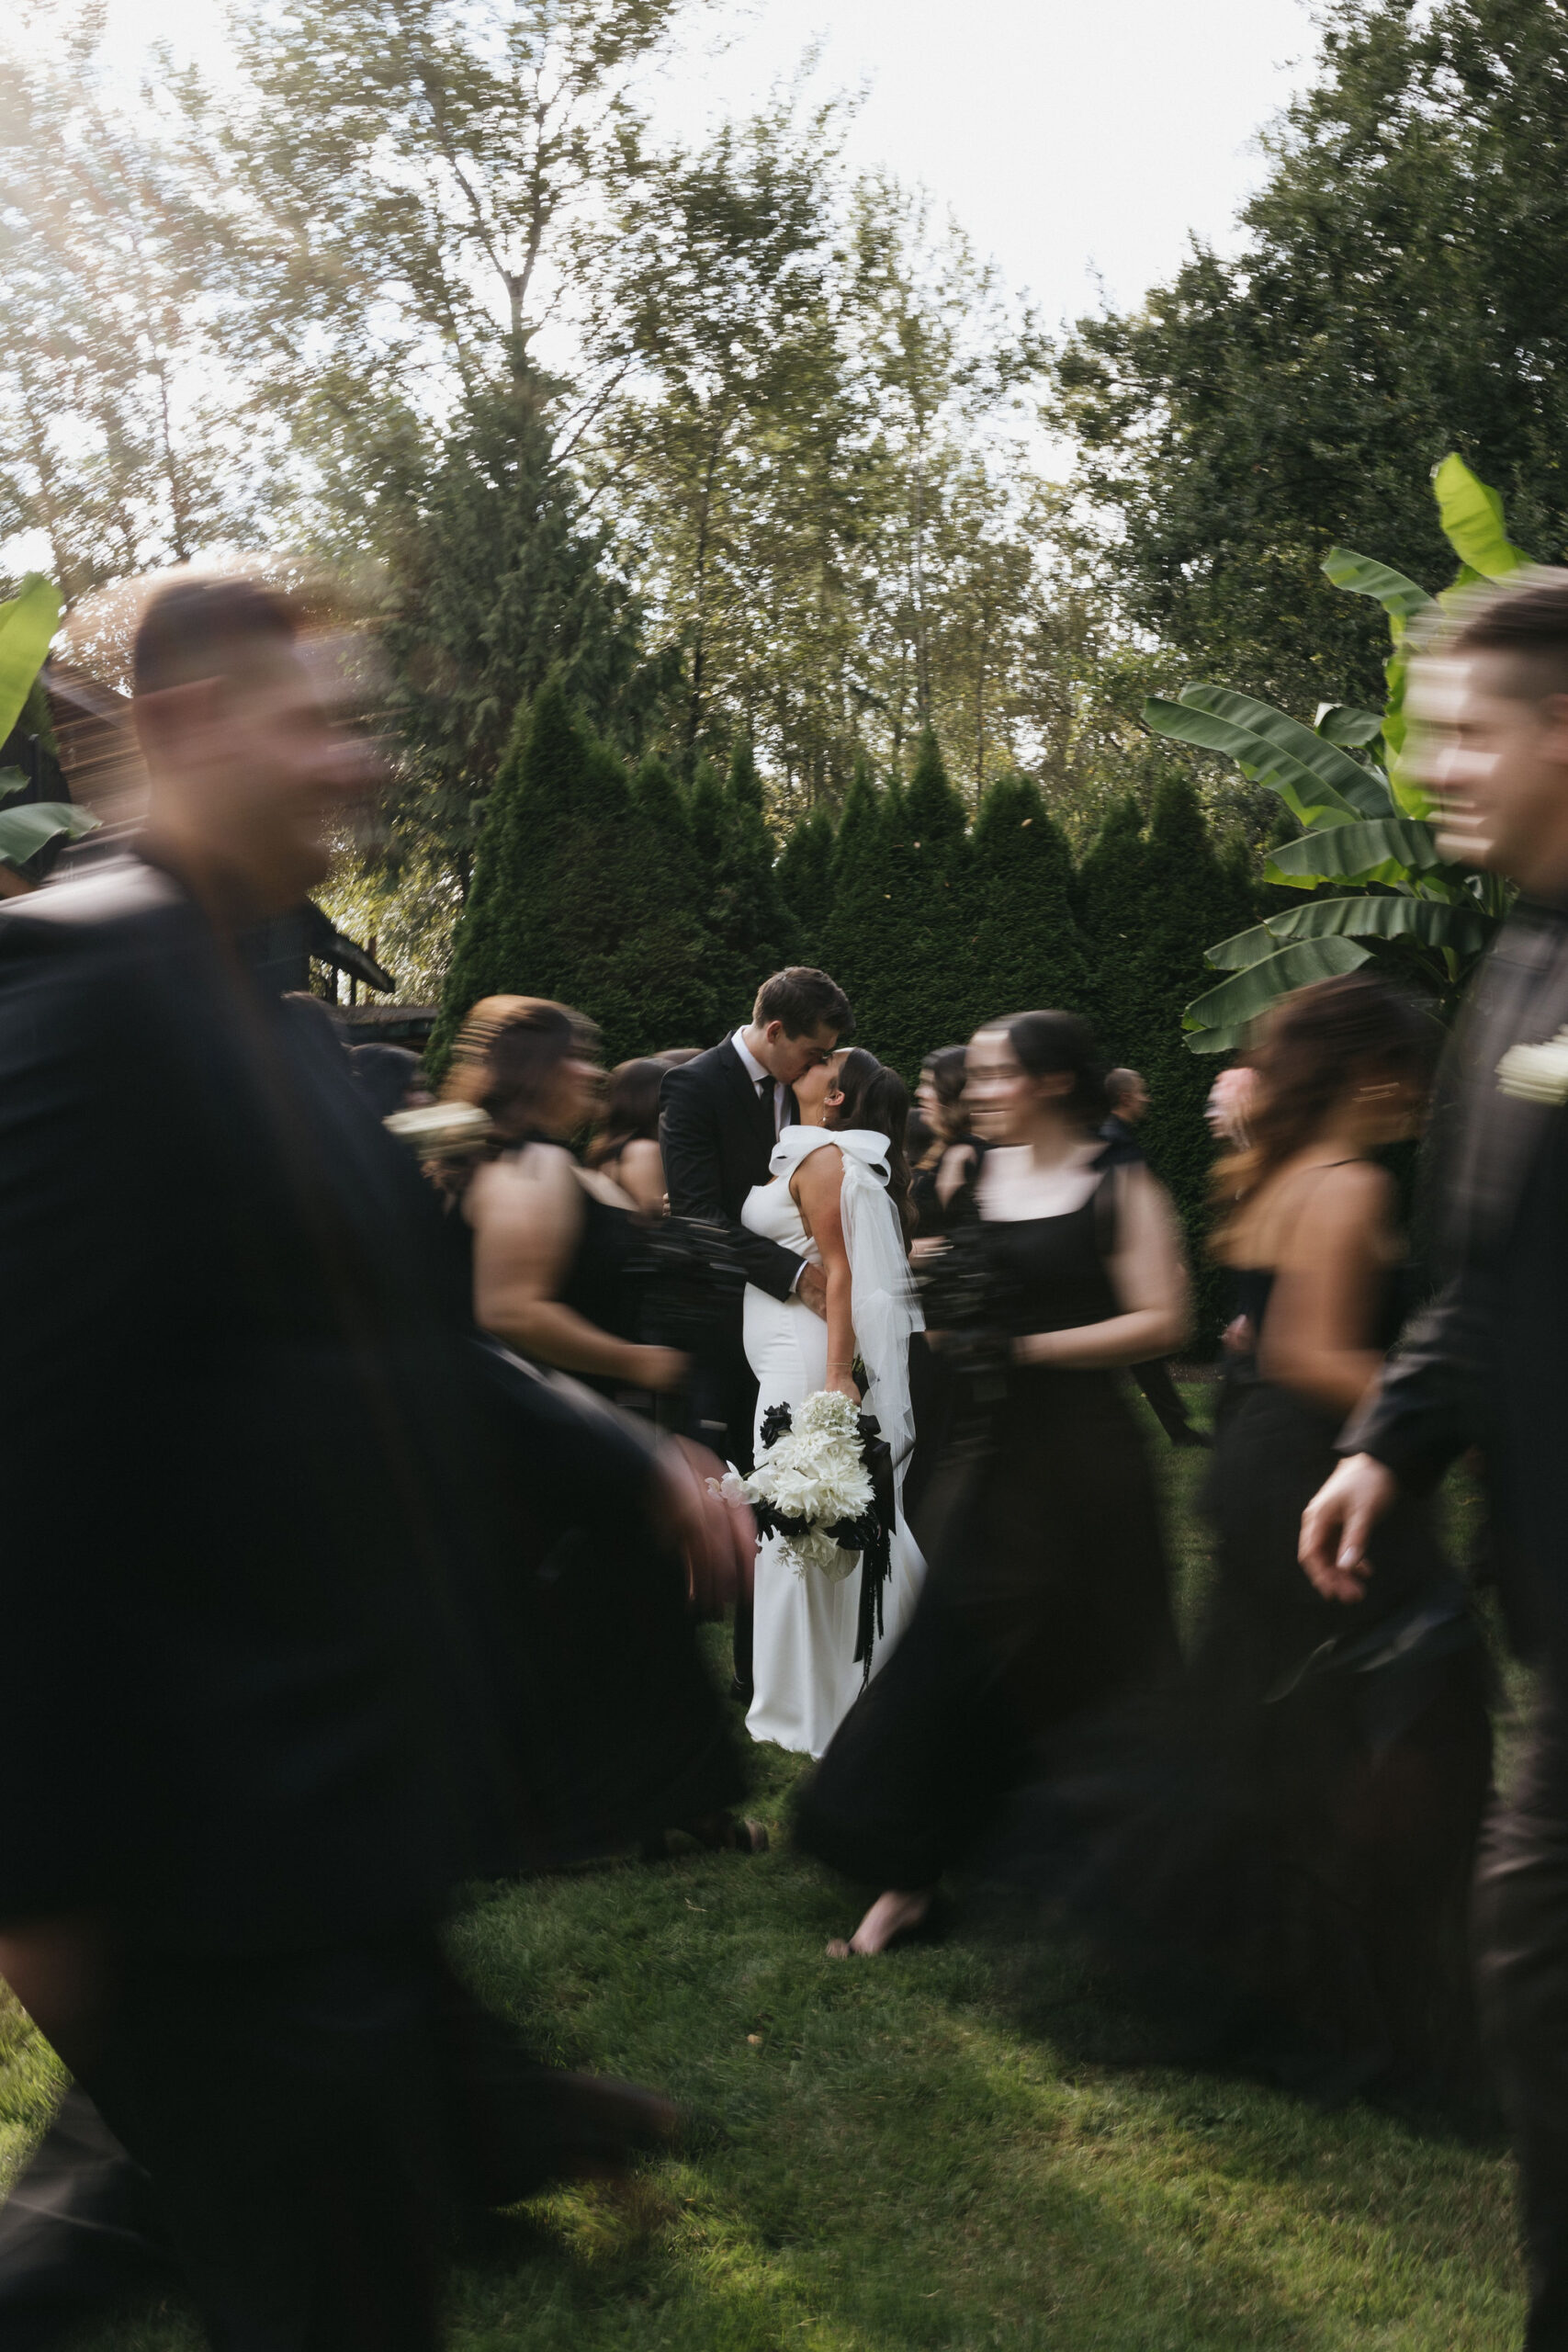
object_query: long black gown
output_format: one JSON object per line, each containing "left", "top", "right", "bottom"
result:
{"left": 998, "top": 1259, "right": 1494, "bottom": 2102}
{"left": 465, "top": 1154, "right": 746, "bottom": 1859}
{"left": 795, "top": 1167, "right": 1176, "bottom": 1891}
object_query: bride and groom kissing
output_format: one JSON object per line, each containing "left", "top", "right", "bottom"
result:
{"left": 659, "top": 968, "right": 927, "bottom": 1757}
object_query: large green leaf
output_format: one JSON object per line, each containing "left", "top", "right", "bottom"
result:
{"left": 1320, "top": 548, "right": 1433, "bottom": 634}
{"left": 1143, "top": 696, "right": 1359, "bottom": 831}
{"left": 1184, "top": 936, "right": 1372, "bottom": 1043}
{"left": 0, "top": 802, "right": 98, "bottom": 871}
{"left": 1180, "top": 686, "right": 1393, "bottom": 820}
{"left": 1203, "top": 922, "right": 1287, "bottom": 974}
{"left": 1432, "top": 453, "right": 1529, "bottom": 579}
{"left": 1314, "top": 704, "right": 1383, "bottom": 749}
{"left": 1259, "top": 894, "right": 1491, "bottom": 955}
{"left": 0, "top": 768, "right": 28, "bottom": 803}
{"left": 1264, "top": 817, "right": 1448, "bottom": 888}
{"left": 0, "top": 576, "right": 62, "bottom": 749}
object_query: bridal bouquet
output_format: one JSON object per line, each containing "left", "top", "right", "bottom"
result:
{"left": 714, "top": 1390, "right": 881, "bottom": 1581}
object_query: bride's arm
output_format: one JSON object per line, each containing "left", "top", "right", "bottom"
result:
{"left": 1014, "top": 1165, "right": 1190, "bottom": 1371}
{"left": 792, "top": 1148, "right": 860, "bottom": 1404}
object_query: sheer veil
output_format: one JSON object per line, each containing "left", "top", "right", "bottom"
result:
{"left": 768, "top": 1126, "right": 924, "bottom": 1475}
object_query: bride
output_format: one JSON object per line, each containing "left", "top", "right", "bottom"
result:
{"left": 741, "top": 1047, "right": 927, "bottom": 1757}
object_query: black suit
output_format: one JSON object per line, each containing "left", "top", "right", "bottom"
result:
{"left": 0, "top": 855, "right": 661, "bottom": 2346}
{"left": 660, "top": 1040, "right": 802, "bottom": 1695}
{"left": 1346, "top": 900, "right": 1568, "bottom": 2346}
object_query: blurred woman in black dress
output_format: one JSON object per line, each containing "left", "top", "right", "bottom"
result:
{"left": 445, "top": 996, "right": 754, "bottom": 1855}
{"left": 911, "top": 1045, "right": 983, "bottom": 1242}
{"left": 588, "top": 1056, "right": 669, "bottom": 1216}
{"left": 451, "top": 1000, "right": 686, "bottom": 1412}
{"left": 1017, "top": 975, "right": 1493, "bottom": 2100}
{"left": 795, "top": 1010, "right": 1189, "bottom": 1954}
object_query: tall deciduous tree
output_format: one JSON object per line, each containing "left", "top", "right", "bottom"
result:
{"left": 1055, "top": 0, "right": 1568, "bottom": 717}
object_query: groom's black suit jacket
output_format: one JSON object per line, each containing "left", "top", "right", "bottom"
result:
{"left": 1347, "top": 898, "right": 1568, "bottom": 1670}
{"left": 659, "top": 1039, "right": 803, "bottom": 1301}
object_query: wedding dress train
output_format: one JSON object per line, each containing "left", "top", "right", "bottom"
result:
{"left": 740, "top": 1127, "right": 927, "bottom": 1758}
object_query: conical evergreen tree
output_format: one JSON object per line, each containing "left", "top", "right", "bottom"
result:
{"left": 629, "top": 751, "right": 722, "bottom": 1048}
{"left": 1078, "top": 774, "right": 1257, "bottom": 1334}
{"left": 775, "top": 808, "right": 837, "bottom": 967}
{"left": 967, "top": 774, "right": 1090, "bottom": 1031}
{"left": 433, "top": 673, "right": 710, "bottom": 1067}
{"left": 716, "top": 737, "right": 797, "bottom": 981}
{"left": 858, "top": 731, "right": 976, "bottom": 1079}
{"left": 819, "top": 754, "right": 894, "bottom": 1038}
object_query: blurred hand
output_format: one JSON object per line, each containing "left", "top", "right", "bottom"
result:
{"left": 910, "top": 1237, "right": 944, "bottom": 1265}
{"left": 1221, "top": 1314, "right": 1255, "bottom": 1356}
{"left": 827, "top": 1372, "right": 862, "bottom": 1406}
{"left": 1299, "top": 1453, "right": 1397, "bottom": 1601}
{"left": 0, "top": 1914, "right": 110, "bottom": 2072}
{"left": 797, "top": 1264, "right": 829, "bottom": 1318}
{"left": 626, "top": 1344, "right": 690, "bottom": 1395}
{"left": 649, "top": 1437, "right": 756, "bottom": 1614}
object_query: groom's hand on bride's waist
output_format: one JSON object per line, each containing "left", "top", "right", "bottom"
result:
{"left": 796, "top": 1263, "right": 828, "bottom": 1317}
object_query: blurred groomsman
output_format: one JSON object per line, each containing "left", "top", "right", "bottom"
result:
{"left": 0, "top": 573, "right": 746, "bottom": 2349}
{"left": 1303, "top": 572, "right": 1568, "bottom": 2352}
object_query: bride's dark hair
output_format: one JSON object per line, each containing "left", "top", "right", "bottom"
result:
{"left": 826, "top": 1047, "right": 915, "bottom": 1248}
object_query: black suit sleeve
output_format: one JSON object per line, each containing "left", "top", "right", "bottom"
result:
{"left": 659, "top": 1061, "right": 804, "bottom": 1302}
{"left": 0, "top": 922, "right": 135, "bottom": 1920}
{"left": 1340, "top": 1269, "right": 1493, "bottom": 1490}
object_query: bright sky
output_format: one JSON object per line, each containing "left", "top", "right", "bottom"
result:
{"left": 86, "top": 0, "right": 1317, "bottom": 333}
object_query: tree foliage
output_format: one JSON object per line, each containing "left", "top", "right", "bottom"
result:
{"left": 1055, "top": 0, "right": 1568, "bottom": 716}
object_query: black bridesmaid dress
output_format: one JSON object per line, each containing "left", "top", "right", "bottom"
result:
{"left": 463, "top": 1154, "right": 746, "bottom": 1860}
{"left": 795, "top": 1166, "right": 1176, "bottom": 1892}
{"left": 998, "top": 1256, "right": 1494, "bottom": 2103}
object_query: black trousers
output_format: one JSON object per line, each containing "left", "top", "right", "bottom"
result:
{"left": 0, "top": 1932, "right": 594, "bottom": 2352}
{"left": 1475, "top": 1692, "right": 1568, "bottom": 2348}
{"left": 1133, "top": 1357, "right": 1204, "bottom": 1445}
{"left": 690, "top": 1327, "right": 758, "bottom": 1691}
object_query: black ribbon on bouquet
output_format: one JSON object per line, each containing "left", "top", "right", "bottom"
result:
{"left": 852, "top": 1412, "right": 896, "bottom": 1689}
{"left": 747, "top": 1403, "right": 896, "bottom": 1686}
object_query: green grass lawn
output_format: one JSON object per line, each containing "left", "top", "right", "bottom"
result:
{"left": 1, "top": 1386, "right": 1529, "bottom": 2349}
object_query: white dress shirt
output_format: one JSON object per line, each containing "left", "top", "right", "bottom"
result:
{"left": 731, "top": 1028, "right": 805, "bottom": 1292}
{"left": 731, "top": 1027, "right": 790, "bottom": 1141}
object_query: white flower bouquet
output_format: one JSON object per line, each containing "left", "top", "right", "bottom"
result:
{"left": 715, "top": 1389, "right": 879, "bottom": 1581}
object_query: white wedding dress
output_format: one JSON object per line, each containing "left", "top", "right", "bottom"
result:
{"left": 741, "top": 1126, "right": 927, "bottom": 1758}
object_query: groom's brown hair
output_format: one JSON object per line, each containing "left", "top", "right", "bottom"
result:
{"left": 753, "top": 967, "right": 854, "bottom": 1039}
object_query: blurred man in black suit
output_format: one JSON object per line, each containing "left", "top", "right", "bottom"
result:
{"left": 0, "top": 574, "right": 749, "bottom": 2350}
{"left": 1301, "top": 572, "right": 1568, "bottom": 2350}
{"left": 660, "top": 967, "right": 852, "bottom": 1700}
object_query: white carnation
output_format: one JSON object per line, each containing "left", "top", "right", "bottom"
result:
{"left": 733, "top": 1389, "right": 876, "bottom": 1580}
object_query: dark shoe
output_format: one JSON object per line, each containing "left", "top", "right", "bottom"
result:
{"left": 728, "top": 1676, "right": 754, "bottom": 1706}
{"left": 646, "top": 1813, "right": 769, "bottom": 1860}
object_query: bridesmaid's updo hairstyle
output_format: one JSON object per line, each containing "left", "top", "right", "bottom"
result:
{"left": 1217, "top": 972, "right": 1435, "bottom": 1210}
{"left": 444, "top": 994, "right": 600, "bottom": 1150}
{"left": 989, "top": 1010, "right": 1110, "bottom": 1134}
{"left": 827, "top": 1047, "right": 916, "bottom": 1248}
{"left": 920, "top": 1045, "right": 972, "bottom": 1144}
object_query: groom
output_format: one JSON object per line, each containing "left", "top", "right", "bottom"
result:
{"left": 661, "top": 967, "right": 854, "bottom": 1701}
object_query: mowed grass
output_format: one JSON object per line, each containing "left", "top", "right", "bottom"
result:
{"left": 3, "top": 1385, "right": 1527, "bottom": 2350}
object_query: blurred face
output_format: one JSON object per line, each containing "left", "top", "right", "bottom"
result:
{"left": 757, "top": 1018, "right": 840, "bottom": 1086}
{"left": 136, "top": 640, "right": 383, "bottom": 913}
{"left": 539, "top": 1055, "right": 604, "bottom": 1139}
{"left": 965, "top": 1029, "right": 1072, "bottom": 1142}
{"left": 1114, "top": 1077, "right": 1150, "bottom": 1123}
{"left": 1338, "top": 1062, "right": 1427, "bottom": 1149}
{"left": 794, "top": 1050, "right": 847, "bottom": 1122}
{"left": 1411, "top": 650, "right": 1568, "bottom": 898}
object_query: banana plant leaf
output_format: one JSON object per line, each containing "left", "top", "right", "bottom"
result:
{"left": 1314, "top": 704, "right": 1383, "bottom": 748}
{"left": 0, "top": 802, "right": 98, "bottom": 872}
{"left": 0, "top": 768, "right": 28, "bottom": 802}
{"left": 0, "top": 577, "right": 62, "bottom": 749}
{"left": 1144, "top": 696, "right": 1360, "bottom": 831}
{"left": 1264, "top": 818, "right": 1449, "bottom": 888}
{"left": 1203, "top": 922, "right": 1291, "bottom": 974}
{"left": 1258, "top": 894, "right": 1492, "bottom": 956}
{"left": 1179, "top": 686, "right": 1393, "bottom": 820}
{"left": 1320, "top": 548, "right": 1433, "bottom": 633}
{"left": 1432, "top": 454, "right": 1529, "bottom": 580}
{"left": 1184, "top": 936, "right": 1373, "bottom": 1047}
